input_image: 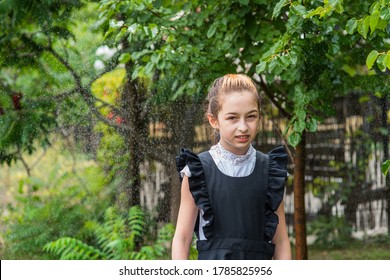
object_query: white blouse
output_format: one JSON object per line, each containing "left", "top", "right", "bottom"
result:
{"left": 180, "top": 142, "right": 257, "bottom": 178}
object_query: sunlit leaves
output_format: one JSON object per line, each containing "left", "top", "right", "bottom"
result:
{"left": 305, "top": 0, "right": 344, "bottom": 18}
{"left": 372, "top": 52, "right": 390, "bottom": 72}
{"left": 366, "top": 50, "right": 379, "bottom": 69}
{"left": 370, "top": 10, "right": 381, "bottom": 34}
{"left": 359, "top": 1, "right": 390, "bottom": 72}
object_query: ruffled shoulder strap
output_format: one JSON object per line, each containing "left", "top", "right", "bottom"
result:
{"left": 264, "top": 145, "right": 288, "bottom": 242}
{"left": 175, "top": 148, "right": 214, "bottom": 239}
{"left": 176, "top": 148, "right": 192, "bottom": 182}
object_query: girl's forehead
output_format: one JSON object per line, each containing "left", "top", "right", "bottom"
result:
{"left": 220, "top": 91, "right": 257, "bottom": 106}
{"left": 220, "top": 91, "right": 258, "bottom": 109}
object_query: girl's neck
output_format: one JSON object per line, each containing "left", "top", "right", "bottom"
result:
{"left": 215, "top": 142, "right": 254, "bottom": 161}
{"left": 216, "top": 142, "right": 253, "bottom": 158}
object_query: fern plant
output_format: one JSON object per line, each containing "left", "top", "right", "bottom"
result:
{"left": 43, "top": 206, "right": 174, "bottom": 260}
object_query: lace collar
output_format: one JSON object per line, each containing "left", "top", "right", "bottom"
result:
{"left": 210, "top": 142, "right": 256, "bottom": 165}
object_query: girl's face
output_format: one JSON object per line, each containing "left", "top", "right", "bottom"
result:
{"left": 208, "top": 91, "right": 260, "bottom": 155}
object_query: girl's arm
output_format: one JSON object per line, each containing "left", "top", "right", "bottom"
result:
{"left": 172, "top": 176, "right": 198, "bottom": 259}
{"left": 272, "top": 200, "right": 292, "bottom": 260}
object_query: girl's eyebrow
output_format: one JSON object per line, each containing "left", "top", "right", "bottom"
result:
{"left": 225, "top": 110, "right": 259, "bottom": 115}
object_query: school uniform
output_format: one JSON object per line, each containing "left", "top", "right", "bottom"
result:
{"left": 176, "top": 143, "right": 288, "bottom": 260}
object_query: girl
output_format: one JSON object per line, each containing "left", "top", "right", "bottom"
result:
{"left": 172, "top": 74, "right": 291, "bottom": 260}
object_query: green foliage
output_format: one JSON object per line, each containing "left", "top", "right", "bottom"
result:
{"left": 43, "top": 237, "right": 105, "bottom": 260}
{"left": 308, "top": 215, "right": 353, "bottom": 249}
{"left": 44, "top": 206, "right": 174, "bottom": 260}
{"left": 0, "top": 107, "right": 55, "bottom": 165}
{"left": 2, "top": 164, "right": 113, "bottom": 259}
{"left": 345, "top": 1, "right": 390, "bottom": 71}
{"left": 0, "top": 1, "right": 106, "bottom": 166}
{"left": 255, "top": 0, "right": 390, "bottom": 146}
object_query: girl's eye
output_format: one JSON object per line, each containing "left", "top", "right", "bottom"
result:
{"left": 247, "top": 115, "right": 258, "bottom": 119}
{"left": 227, "top": 116, "right": 237, "bottom": 120}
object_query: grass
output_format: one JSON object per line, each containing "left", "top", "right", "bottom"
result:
{"left": 306, "top": 235, "right": 390, "bottom": 260}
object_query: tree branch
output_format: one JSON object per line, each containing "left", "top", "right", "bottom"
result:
{"left": 266, "top": 115, "right": 294, "bottom": 162}
{"left": 42, "top": 44, "right": 132, "bottom": 131}
{"left": 256, "top": 75, "right": 292, "bottom": 119}
{"left": 16, "top": 146, "right": 31, "bottom": 177}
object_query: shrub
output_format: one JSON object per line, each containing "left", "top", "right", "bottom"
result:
{"left": 44, "top": 206, "right": 174, "bottom": 260}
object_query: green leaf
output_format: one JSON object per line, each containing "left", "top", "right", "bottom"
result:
{"left": 334, "top": 2, "right": 344, "bottom": 13}
{"left": 370, "top": 10, "right": 380, "bottom": 33}
{"left": 268, "top": 57, "right": 279, "bottom": 72}
{"left": 131, "top": 66, "right": 142, "bottom": 80}
{"left": 380, "top": 7, "right": 390, "bottom": 20}
{"left": 272, "top": 0, "right": 289, "bottom": 19}
{"left": 238, "top": 0, "right": 249, "bottom": 5}
{"left": 357, "top": 16, "right": 370, "bottom": 39}
{"left": 207, "top": 23, "right": 218, "bottom": 38}
{"left": 366, "top": 50, "right": 379, "bottom": 69}
{"left": 289, "top": 51, "right": 298, "bottom": 65}
{"left": 292, "top": 5, "right": 307, "bottom": 16}
{"left": 346, "top": 18, "right": 358, "bottom": 34}
{"left": 382, "top": 160, "right": 390, "bottom": 176}
{"left": 376, "top": 54, "right": 386, "bottom": 72}
{"left": 294, "top": 117, "right": 306, "bottom": 133}
{"left": 376, "top": 18, "right": 388, "bottom": 31}
{"left": 305, "top": 6, "right": 324, "bottom": 18}
{"left": 306, "top": 117, "right": 318, "bottom": 132}
{"left": 383, "top": 54, "right": 390, "bottom": 71}
{"left": 118, "top": 53, "right": 131, "bottom": 64}
{"left": 296, "top": 108, "right": 306, "bottom": 120}
{"left": 369, "top": 2, "right": 381, "bottom": 14}
{"left": 288, "top": 131, "right": 302, "bottom": 148}
{"left": 256, "top": 61, "right": 267, "bottom": 73}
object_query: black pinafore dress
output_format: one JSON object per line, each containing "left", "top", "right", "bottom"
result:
{"left": 176, "top": 146, "right": 288, "bottom": 260}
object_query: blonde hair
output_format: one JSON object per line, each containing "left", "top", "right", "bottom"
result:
{"left": 206, "top": 74, "right": 260, "bottom": 119}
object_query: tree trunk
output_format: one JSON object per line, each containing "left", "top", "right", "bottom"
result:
{"left": 293, "top": 132, "right": 308, "bottom": 260}
{"left": 118, "top": 64, "right": 148, "bottom": 209}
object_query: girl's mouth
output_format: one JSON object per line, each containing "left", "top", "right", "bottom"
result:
{"left": 236, "top": 135, "right": 250, "bottom": 142}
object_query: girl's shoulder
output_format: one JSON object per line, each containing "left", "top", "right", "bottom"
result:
{"left": 175, "top": 148, "right": 209, "bottom": 180}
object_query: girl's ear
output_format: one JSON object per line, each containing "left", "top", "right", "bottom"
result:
{"left": 207, "top": 114, "right": 219, "bottom": 130}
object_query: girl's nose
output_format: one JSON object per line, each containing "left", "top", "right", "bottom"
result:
{"left": 238, "top": 122, "right": 248, "bottom": 132}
